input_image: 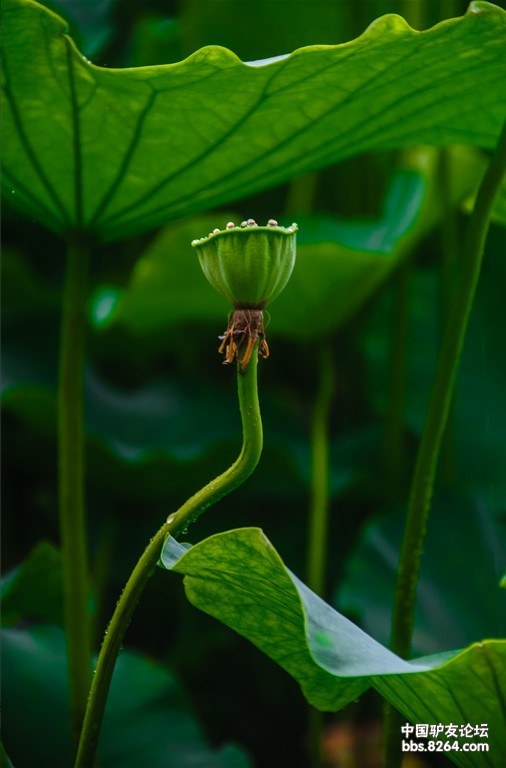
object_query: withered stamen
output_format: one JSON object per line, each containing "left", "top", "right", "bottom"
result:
{"left": 218, "top": 308, "right": 269, "bottom": 373}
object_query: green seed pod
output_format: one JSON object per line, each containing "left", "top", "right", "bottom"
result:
{"left": 191, "top": 219, "right": 298, "bottom": 371}
{"left": 192, "top": 219, "right": 297, "bottom": 308}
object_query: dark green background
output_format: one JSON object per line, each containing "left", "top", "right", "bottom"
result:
{"left": 2, "top": 1, "right": 505, "bottom": 766}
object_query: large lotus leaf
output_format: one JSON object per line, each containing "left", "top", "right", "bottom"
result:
{"left": 91, "top": 146, "right": 484, "bottom": 339}
{"left": 160, "top": 528, "right": 505, "bottom": 767}
{"left": 2, "top": 0, "right": 505, "bottom": 242}
{"left": 337, "top": 492, "right": 506, "bottom": 656}
{"left": 1, "top": 625, "right": 251, "bottom": 767}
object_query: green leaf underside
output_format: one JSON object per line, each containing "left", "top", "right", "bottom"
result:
{"left": 161, "top": 528, "right": 506, "bottom": 768}
{"left": 3, "top": 0, "right": 505, "bottom": 242}
{"left": 102, "top": 146, "right": 483, "bottom": 339}
{"left": 1, "top": 625, "right": 251, "bottom": 767}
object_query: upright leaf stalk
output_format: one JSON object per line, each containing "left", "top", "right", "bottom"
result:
{"left": 307, "top": 342, "right": 335, "bottom": 597}
{"left": 58, "top": 240, "right": 92, "bottom": 748}
{"left": 385, "top": 122, "right": 506, "bottom": 764}
{"left": 306, "top": 343, "right": 334, "bottom": 768}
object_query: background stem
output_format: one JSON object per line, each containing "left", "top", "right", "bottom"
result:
{"left": 58, "top": 239, "right": 92, "bottom": 750}
{"left": 383, "top": 261, "right": 411, "bottom": 504}
{"left": 385, "top": 122, "right": 506, "bottom": 765}
{"left": 307, "top": 342, "right": 334, "bottom": 597}
{"left": 75, "top": 349, "right": 263, "bottom": 768}
{"left": 438, "top": 147, "right": 459, "bottom": 486}
{"left": 306, "top": 342, "right": 334, "bottom": 768}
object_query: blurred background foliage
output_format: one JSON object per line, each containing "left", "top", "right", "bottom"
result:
{"left": 2, "top": 1, "right": 505, "bottom": 766}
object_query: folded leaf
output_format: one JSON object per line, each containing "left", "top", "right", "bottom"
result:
{"left": 371, "top": 643, "right": 505, "bottom": 768}
{"left": 161, "top": 527, "right": 505, "bottom": 767}
{"left": 2, "top": 0, "right": 505, "bottom": 241}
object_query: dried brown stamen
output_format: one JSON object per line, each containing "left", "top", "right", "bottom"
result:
{"left": 218, "top": 308, "right": 269, "bottom": 372}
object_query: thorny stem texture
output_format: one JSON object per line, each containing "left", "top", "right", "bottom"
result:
{"left": 58, "top": 240, "right": 92, "bottom": 751}
{"left": 385, "top": 121, "right": 506, "bottom": 766}
{"left": 75, "top": 350, "right": 263, "bottom": 768}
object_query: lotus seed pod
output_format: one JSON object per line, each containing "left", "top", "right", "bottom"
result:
{"left": 191, "top": 220, "right": 297, "bottom": 308}
{"left": 191, "top": 220, "right": 298, "bottom": 370}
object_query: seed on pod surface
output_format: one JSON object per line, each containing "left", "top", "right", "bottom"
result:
{"left": 226, "top": 221, "right": 235, "bottom": 229}
{"left": 213, "top": 228, "right": 220, "bottom": 235}
{"left": 247, "top": 218, "right": 256, "bottom": 226}
{"left": 267, "top": 219, "right": 278, "bottom": 227}
{"left": 240, "top": 221, "right": 248, "bottom": 227}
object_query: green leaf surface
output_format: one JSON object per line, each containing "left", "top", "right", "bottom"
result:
{"left": 337, "top": 492, "right": 506, "bottom": 656}
{"left": 3, "top": 0, "right": 505, "bottom": 241}
{"left": 160, "top": 527, "right": 506, "bottom": 767}
{"left": 371, "top": 642, "right": 505, "bottom": 768}
{"left": 1, "top": 542, "right": 63, "bottom": 626}
{"left": 1, "top": 625, "right": 251, "bottom": 768}
{"left": 96, "top": 146, "right": 483, "bottom": 340}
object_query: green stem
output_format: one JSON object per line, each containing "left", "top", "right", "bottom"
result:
{"left": 59, "top": 240, "right": 92, "bottom": 750}
{"left": 385, "top": 123, "right": 506, "bottom": 764}
{"left": 383, "top": 261, "right": 411, "bottom": 503}
{"left": 307, "top": 707, "right": 324, "bottom": 768}
{"left": 439, "top": 147, "right": 459, "bottom": 486}
{"left": 75, "top": 350, "right": 263, "bottom": 768}
{"left": 307, "top": 343, "right": 334, "bottom": 597}
{"left": 306, "top": 343, "right": 334, "bottom": 768}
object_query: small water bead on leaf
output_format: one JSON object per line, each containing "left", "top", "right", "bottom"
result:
{"left": 192, "top": 219, "right": 297, "bottom": 370}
